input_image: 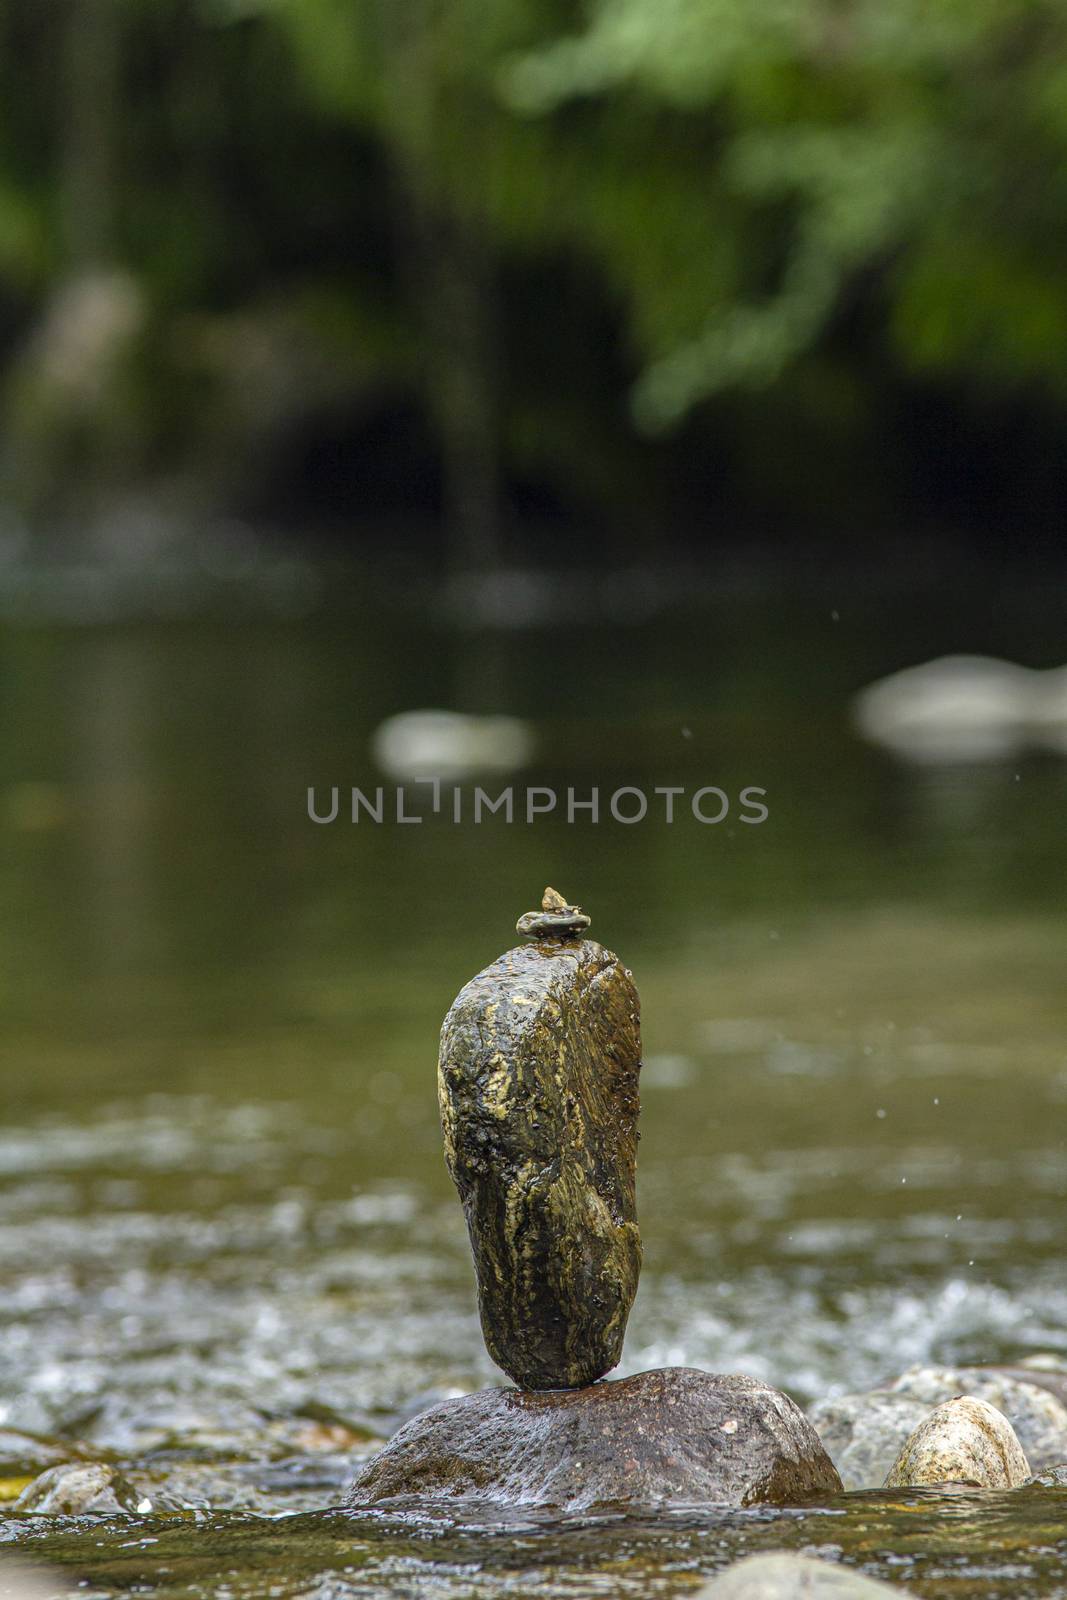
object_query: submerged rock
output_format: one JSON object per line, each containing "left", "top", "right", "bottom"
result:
{"left": 695, "top": 1553, "right": 914, "bottom": 1597}
{"left": 807, "top": 1391, "right": 932, "bottom": 1491}
{"left": 883, "top": 1396, "right": 1030, "bottom": 1489}
{"left": 438, "top": 889, "right": 641, "bottom": 1389}
{"left": 0, "top": 1560, "right": 76, "bottom": 1599}
{"left": 888, "top": 1364, "right": 1067, "bottom": 1474}
{"left": 345, "top": 1368, "right": 842, "bottom": 1510}
{"left": 14, "top": 1463, "right": 141, "bottom": 1515}
{"left": 852, "top": 655, "right": 1034, "bottom": 763}
{"left": 371, "top": 710, "right": 533, "bottom": 783}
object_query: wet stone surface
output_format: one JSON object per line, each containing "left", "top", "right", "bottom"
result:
{"left": 884, "top": 1396, "right": 1031, "bottom": 1489}
{"left": 345, "top": 1368, "right": 843, "bottom": 1511}
{"left": 888, "top": 1363, "right": 1067, "bottom": 1473}
{"left": 438, "top": 924, "right": 641, "bottom": 1391}
{"left": 808, "top": 1391, "right": 933, "bottom": 1491}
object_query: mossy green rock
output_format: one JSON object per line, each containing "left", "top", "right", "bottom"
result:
{"left": 438, "top": 933, "right": 641, "bottom": 1390}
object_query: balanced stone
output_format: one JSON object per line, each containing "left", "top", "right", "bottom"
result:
{"left": 438, "top": 888, "right": 641, "bottom": 1390}
{"left": 346, "top": 1368, "right": 843, "bottom": 1510}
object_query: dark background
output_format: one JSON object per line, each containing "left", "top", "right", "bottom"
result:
{"left": 1, "top": 0, "right": 1066, "bottom": 587}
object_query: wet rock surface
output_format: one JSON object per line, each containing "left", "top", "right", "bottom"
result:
{"left": 888, "top": 1362, "right": 1067, "bottom": 1472}
{"left": 807, "top": 1391, "right": 932, "bottom": 1491}
{"left": 14, "top": 1463, "right": 141, "bottom": 1516}
{"left": 809, "top": 1360, "right": 1067, "bottom": 1487}
{"left": 696, "top": 1552, "right": 915, "bottom": 1597}
{"left": 345, "top": 1367, "right": 843, "bottom": 1511}
{"left": 883, "top": 1396, "right": 1031, "bottom": 1488}
{"left": 438, "top": 898, "right": 641, "bottom": 1390}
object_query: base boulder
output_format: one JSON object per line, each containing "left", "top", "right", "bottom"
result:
{"left": 345, "top": 1368, "right": 842, "bottom": 1511}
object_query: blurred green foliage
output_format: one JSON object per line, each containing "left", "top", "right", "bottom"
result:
{"left": 1, "top": 0, "right": 1066, "bottom": 543}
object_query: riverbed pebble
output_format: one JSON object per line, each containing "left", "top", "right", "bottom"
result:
{"left": 883, "top": 1396, "right": 1030, "bottom": 1488}
{"left": 14, "top": 1463, "right": 141, "bottom": 1516}
{"left": 888, "top": 1364, "right": 1067, "bottom": 1473}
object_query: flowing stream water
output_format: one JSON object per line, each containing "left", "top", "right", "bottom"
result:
{"left": 1, "top": 585, "right": 1065, "bottom": 1596}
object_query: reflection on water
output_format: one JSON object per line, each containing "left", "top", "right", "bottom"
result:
{"left": 0, "top": 594, "right": 1066, "bottom": 1596}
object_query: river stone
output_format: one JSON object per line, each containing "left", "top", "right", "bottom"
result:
{"left": 438, "top": 930, "right": 641, "bottom": 1390}
{"left": 14, "top": 1462, "right": 141, "bottom": 1515}
{"left": 888, "top": 1364, "right": 1067, "bottom": 1473}
{"left": 695, "top": 1553, "right": 914, "bottom": 1597}
{"left": 807, "top": 1391, "right": 933, "bottom": 1490}
{"left": 345, "top": 1368, "right": 843, "bottom": 1510}
{"left": 883, "top": 1396, "right": 1031, "bottom": 1488}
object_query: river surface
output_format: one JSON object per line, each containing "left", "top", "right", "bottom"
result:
{"left": 1, "top": 580, "right": 1065, "bottom": 1595}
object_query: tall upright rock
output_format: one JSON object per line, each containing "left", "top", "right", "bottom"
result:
{"left": 438, "top": 888, "right": 641, "bottom": 1390}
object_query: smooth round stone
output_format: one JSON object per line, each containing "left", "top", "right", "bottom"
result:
{"left": 695, "top": 1553, "right": 915, "bottom": 1597}
{"left": 883, "top": 1396, "right": 1031, "bottom": 1489}
{"left": 346, "top": 1368, "right": 843, "bottom": 1511}
{"left": 438, "top": 934, "right": 641, "bottom": 1390}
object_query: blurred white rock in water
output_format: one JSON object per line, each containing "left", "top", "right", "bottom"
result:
{"left": 1030, "top": 664, "right": 1067, "bottom": 754}
{"left": 0, "top": 1560, "right": 74, "bottom": 1599}
{"left": 696, "top": 1553, "right": 911, "bottom": 1597}
{"left": 853, "top": 655, "right": 1035, "bottom": 762}
{"left": 810, "top": 1361, "right": 1067, "bottom": 1486}
{"left": 371, "top": 710, "right": 534, "bottom": 782}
